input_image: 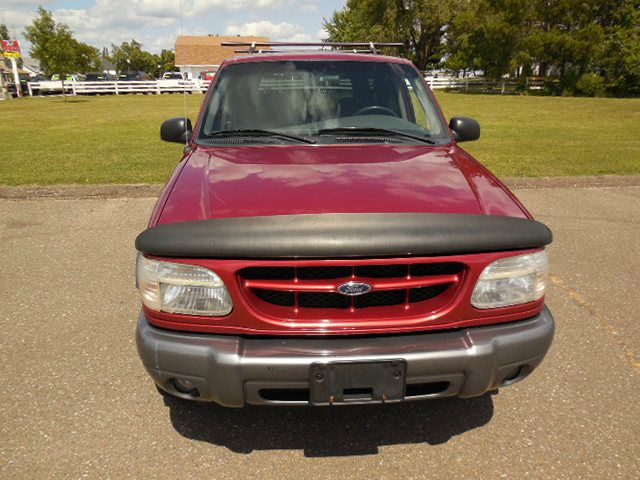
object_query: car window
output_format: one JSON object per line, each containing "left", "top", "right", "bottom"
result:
{"left": 199, "top": 60, "right": 450, "bottom": 144}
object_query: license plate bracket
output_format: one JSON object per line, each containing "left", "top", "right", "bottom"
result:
{"left": 309, "top": 360, "right": 406, "bottom": 405}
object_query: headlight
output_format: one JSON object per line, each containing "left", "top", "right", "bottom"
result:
{"left": 471, "top": 250, "right": 548, "bottom": 309}
{"left": 136, "top": 254, "right": 233, "bottom": 316}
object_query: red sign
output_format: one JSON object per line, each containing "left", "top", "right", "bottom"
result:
{"left": 1, "top": 39, "right": 21, "bottom": 58}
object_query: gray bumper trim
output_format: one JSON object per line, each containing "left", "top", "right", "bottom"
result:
{"left": 136, "top": 308, "right": 554, "bottom": 407}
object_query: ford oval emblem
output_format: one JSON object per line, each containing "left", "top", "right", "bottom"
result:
{"left": 336, "top": 281, "right": 372, "bottom": 296}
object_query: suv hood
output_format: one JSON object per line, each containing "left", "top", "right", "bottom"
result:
{"left": 158, "top": 144, "right": 527, "bottom": 224}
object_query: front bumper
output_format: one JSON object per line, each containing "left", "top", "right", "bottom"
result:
{"left": 136, "top": 307, "right": 554, "bottom": 407}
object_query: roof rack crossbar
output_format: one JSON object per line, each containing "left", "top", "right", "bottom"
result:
{"left": 222, "top": 41, "right": 403, "bottom": 55}
{"left": 234, "top": 49, "right": 281, "bottom": 54}
{"left": 235, "top": 48, "right": 380, "bottom": 55}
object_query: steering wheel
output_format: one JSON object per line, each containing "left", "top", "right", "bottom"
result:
{"left": 353, "top": 105, "right": 399, "bottom": 117}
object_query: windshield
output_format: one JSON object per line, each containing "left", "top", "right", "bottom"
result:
{"left": 198, "top": 60, "right": 451, "bottom": 145}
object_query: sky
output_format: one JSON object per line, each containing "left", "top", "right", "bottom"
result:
{"left": 0, "top": 0, "right": 346, "bottom": 57}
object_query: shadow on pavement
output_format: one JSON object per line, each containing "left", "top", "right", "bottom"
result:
{"left": 163, "top": 393, "right": 494, "bottom": 456}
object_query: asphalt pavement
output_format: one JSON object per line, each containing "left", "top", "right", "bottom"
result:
{"left": 1, "top": 186, "right": 638, "bottom": 479}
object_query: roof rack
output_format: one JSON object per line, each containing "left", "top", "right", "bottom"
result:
{"left": 233, "top": 49, "right": 280, "bottom": 54}
{"left": 233, "top": 48, "right": 384, "bottom": 55}
{"left": 222, "top": 41, "right": 403, "bottom": 55}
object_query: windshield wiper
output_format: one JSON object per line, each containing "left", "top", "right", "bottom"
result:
{"left": 206, "top": 129, "right": 315, "bottom": 144}
{"left": 316, "top": 127, "right": 436, "bottom": 144}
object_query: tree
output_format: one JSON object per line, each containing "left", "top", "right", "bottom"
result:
{"left": 326, "top": 0, "right": 638, "bottom": 96}
{"left": 153, "top": 49, "right": 175, "bottom": 78}
{"left": 24, "top": 7, "right": 77, "bottom": 79}
{"left": 0, "top": 23, "right": 11, "bottom": 80}
{"left": 459, "top": 0, "right": 639, "bottom": 95}
{"left": 388, "top": 0, "right": 454, "bottom": 71}
{"left": 324, "top": 0, "right": 389, "bottom": 44}
{"left": 324, "top": 0, "right": 454, "bottom": 70}
{"left": 73, "top": 40, "right": 101, "bottom": 73}
{"left": 109, "top": 40, "right": 156, "bottom": 74}
{"left": 521, "top": 0, "right": 640, "bottom": 95}
{"left": 22, "top": 8, "right": 101, "bottom": 81}
{"left": 444, "top": 2, "right": 482, "bottom": 74}
{"left": 592, "top": 0, "right": 640, "bottom": 97}
{"left": 526, "top": 0, "right": 605, "bottom": 92}
{"left": 446, "top": 0, "right": 536, "bottom": 80}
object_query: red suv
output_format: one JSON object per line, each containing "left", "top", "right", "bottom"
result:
{"left": 135, "top": 45, "right": 554, "bottom": 407}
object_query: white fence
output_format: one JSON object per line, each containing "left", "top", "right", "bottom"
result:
{"left": 27, "top": 79, "right": 212, "bottom": 96}
{"left": 26, "top": 77, "right": 545, "bottom": 97}
{"left": 425, "top": 76, "right": 546, "bottom": 93}
{"left": 425, "top": 77, "right": 464, "bottom": 89}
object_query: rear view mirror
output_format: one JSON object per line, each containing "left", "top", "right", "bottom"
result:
{"left": 449, "top": 116, "right": 480, "bottom": 142}
{"left": 161, "top": 117, "right": 192, "bottom": 144}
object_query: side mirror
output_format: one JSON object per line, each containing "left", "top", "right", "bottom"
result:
{"left": 160, "top": 117, "right": 192, "bottom": 144}
{"left": 449, "top": 116, "right": 480, "bottom": 142}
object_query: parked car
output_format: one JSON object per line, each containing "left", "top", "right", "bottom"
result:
{"left": 4, "top": 73, "right": 29, "bottom": 97}
{"left": 50, "top": 74, "right": 82, "bottom": 81}
{"left": 159, "top": 71, "right": 190, "bottom": 93}
{"left": 162, "top": 71, "right": 185, "bottom": 80}
{"left": 117, "top": 71, "right": 150, "bottom": 81}
{"left": 85, "top": 72, "right": 113, "bottom": 81}
{"left": 24, "top": 74, "right": 59, "bottom": 96}
{"left": 199, "top": 70, "right": 216, "bottom": 81}
{"left": 135, "top": 45, "right": 555, "bottom": 407}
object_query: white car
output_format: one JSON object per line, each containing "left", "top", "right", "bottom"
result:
{"left": 162, "top": 72, "right": 185, "bottom": 80}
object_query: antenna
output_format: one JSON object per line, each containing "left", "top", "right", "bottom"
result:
{"left": 179, "top": 0, "right": 188, "bottom": 148}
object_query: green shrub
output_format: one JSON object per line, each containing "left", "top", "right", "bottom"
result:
{"left": 575, "top": 73, "right": 607, "bottom": 97}
{"left": 543, "top": 78, "right": 563, "bottom": 96}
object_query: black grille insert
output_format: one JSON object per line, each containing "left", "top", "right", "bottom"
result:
{"left": 253, "top": 289, "right": 295, "bottom": 306}
{"left": 299, "top": 292, "right": 350, "bottom": 309}
{"left": 409, "top": 285, "right": 449, "bottom": 303}
{"left": 411, "top": 262, "right": 461, "bottom": 276}
{"left": 355, "top": 264, "right": 407, "bottom": 278}
{"left": 355, "top": 289, "right": 405, "bottom": 308}
{"left": 242, "top": 267, "right": 294, "bottom": 280}
{"left": 297, "top": 266, "right": 352, "bottom": 280}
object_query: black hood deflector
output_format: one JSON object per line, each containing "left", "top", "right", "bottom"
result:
{"left": 135, "top": 213, "right": 552, "bottom": 259}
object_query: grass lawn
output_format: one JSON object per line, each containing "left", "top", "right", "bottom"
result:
{"left": 0, "top": 92, "right": 639, "bottom": 185}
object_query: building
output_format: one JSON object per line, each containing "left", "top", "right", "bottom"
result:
{"left": 20, "top": 59, "right": 42, "bottom": 77}
{"left": 175, "top": 35, "right": 270, "bottom": 80}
